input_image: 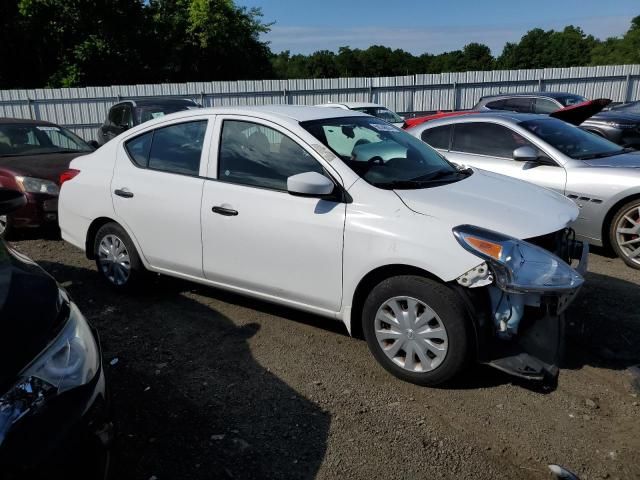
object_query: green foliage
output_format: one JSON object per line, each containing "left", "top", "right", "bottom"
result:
{"left": 0, "top": 4, "right": 638, "bottom": 88}
{"left": 1, "top": 0, "right": 272, "bottom": 88}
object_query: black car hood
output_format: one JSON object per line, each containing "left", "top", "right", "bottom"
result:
{"left": 587, "top": 110, "right": 640, "bottom": 124}
{"left": 0, "top": 241, "right": 63, "bottom": 393}
{"left": 583, "top": 151, "right": 640, "bottom": 168}
{"left": 0, "top": 152, "right": 88, "bottom": 183}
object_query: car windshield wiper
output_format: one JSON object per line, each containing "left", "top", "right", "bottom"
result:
{"left": 374, "top": 170, "right": 468, "bottom": 190}
{"left": 410, "top": 168, "right": 470, "bottom": 182}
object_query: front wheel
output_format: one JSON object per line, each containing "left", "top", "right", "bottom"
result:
{"left": 94, "top": 222, "right": 147, "bottom": 291}
{"left": 610, "top": 198, "right": 640, "bottom": 269}
{"left": 362, "top": 275, "right": 472, "bottom": 386}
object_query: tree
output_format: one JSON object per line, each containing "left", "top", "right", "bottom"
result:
{"left": 590, "top": 16, "right": 640, "bottom": 65}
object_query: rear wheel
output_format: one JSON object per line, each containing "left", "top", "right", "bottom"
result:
{"left": 610, "top": 199, "right": 640, "bottom": 269}
{"left": 362, "top": 275, "right": 472, "bottom": 386}
{"left": 94, "top": 222, "right": 147, "bottom": 290}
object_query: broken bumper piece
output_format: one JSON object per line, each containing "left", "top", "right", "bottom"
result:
{"left": 454, "top": 227, "right": 588, "bottom": 385}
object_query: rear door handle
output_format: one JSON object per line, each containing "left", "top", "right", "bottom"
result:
{"left": 212, "top": 206, "right": 238, "bottom": 216}
{"left": 114, "top": 189, "right": 134, "bottom": 198}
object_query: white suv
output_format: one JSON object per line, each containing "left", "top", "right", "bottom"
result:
{"left": 59, "top": 105, "right": 586, "bottom": 387}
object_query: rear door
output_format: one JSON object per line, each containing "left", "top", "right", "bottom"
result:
{"left": 111, "top": 116, "right": 212, "bottom": 277}
{"left": 445, "top": 122, "right": 567, "bottom": 193}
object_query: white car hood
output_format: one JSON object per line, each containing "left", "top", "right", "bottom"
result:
{"left": 395, "top": 169, "right": 579, "bottom": 239}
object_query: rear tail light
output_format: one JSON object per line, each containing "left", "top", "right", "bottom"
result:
{"left": 59, "top": 169, "right": 80, "bottom": 186}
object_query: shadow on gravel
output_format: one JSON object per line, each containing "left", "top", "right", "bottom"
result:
{"left": 38, "top": 261, "right": 331, "bottom": 480}
{"left": 565, "top": 271, "right": 640, "bottom": 370}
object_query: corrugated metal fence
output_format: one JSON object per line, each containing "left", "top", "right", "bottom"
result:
{"left": 1, "top": 64, "right": 639, "bottom": 141}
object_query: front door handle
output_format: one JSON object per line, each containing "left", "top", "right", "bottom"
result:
{"left": 212, "top": 206, "right": 238, "bottom": 216}
{"left": 114, "top": 189, "right": 134, "bottom": 198}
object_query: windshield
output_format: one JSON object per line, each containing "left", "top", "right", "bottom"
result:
{"left": 0, "top": 123, "right": 92, "bottom": 157}
{"left": 557, "top": 95, "right": 588, "bottom": 107}
{"left": 611, "top": 101, "right": 640, "bottom": 114}
{"left": 520, "top": 118, "right": 624, "bottom": 160}
{"left": 301, "top": 116, "right": 468, "bottom": 189}
{"left": 353, "top": 107, "right": 404, "bottom": 124}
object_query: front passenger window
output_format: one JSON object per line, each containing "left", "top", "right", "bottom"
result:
{"left": 452, "top": 123, "right": 533, "bottom": 158}
{"left": 218, "top": 120, "right": 324, "bottom": 191}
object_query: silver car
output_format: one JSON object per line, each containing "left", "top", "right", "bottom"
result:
{"left": 407, "top": 112, "right": 640, "bottom": 269}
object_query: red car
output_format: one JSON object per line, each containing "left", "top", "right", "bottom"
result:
{"left": 0, "top": 118, "right": 93, "bottom": 237}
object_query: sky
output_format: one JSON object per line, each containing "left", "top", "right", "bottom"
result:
{"left": 236, "top": 0, "right": 639, "bottom": 56}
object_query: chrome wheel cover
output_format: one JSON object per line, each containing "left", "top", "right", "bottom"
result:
{"left": 374, "top": 296, "right": 449, "bottom": 373}
{"left": 615, "top": 205, "right": 640, "bottom": 266}
{"left": 97, "top": 234, "right": 131, "bottom": 285}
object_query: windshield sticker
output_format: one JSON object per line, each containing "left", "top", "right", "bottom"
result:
{"left": 36, "top": 126, "right": 60, "bottom": 132}
{"left": 151, "top": 112, "right": 166, "bottom": 119}
{"left": 312, "top": 143, "right": 337, "bottom": 162}
{"left": 370, "top": 123, "right": 397, "bottom": 132}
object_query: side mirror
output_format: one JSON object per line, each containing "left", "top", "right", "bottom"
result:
{"left": 513, "top": 146, "right": 539, "bottom": 162}
{"left": 0, "top": 189, "right": 26, "bottom": 216}
{"left": 287, "top": 172, "right": 335, "bottom": 197}
{"left": 88, "top": 140, "right": 100, "bottom": 149}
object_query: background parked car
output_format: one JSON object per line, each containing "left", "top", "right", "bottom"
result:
{"left": 0, "top": 188, "right": 111, "bottom": 479}
{"left": 408, "top": 111, "right": 640, "bottom": 268}
{"left": 97, "top": 97, "right": 201, "bottom": 145}
{"left": 0, "top": 118, "right": 94, "bottom": 238}
{"left": 474, "top": 92, "right": 640, "bottom": 148}
{"left": 316, "top": 102, "right": 406, "bottom": 127}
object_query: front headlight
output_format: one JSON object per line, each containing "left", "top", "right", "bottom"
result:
{"left": 453, "top": 225, "right": 584, "bottom": 294}
{"left": 15, "top": 176, "right": 60, "bottom": 195}
{"left": 0, "top": 296, "right": 99, "bottom": 445}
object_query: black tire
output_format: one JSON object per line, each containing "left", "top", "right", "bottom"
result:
{"left": 609, "top": 198, "right": 640, "bottom": 269}
{"left": 0, "top": 214, "right": 13, "bottom": 239}
{"left": 93, "top": 222, "right": 147, "bottom": 291}
{"left": 362, "top": 275, "right": 472, "bottom": 386}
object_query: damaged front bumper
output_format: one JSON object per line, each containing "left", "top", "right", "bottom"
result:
{"left": 456, "top": 232, "right": 588, "bottom": 385}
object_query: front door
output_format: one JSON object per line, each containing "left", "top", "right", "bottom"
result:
{"left": 111, "top": 117, "right": 210, "bottom": 277}
{"left": 201, "top": 117, "right": 345, "bottom": 312}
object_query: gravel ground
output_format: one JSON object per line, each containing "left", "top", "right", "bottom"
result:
{"left": 11, "top": 238, "right": 640, "bottom": 480}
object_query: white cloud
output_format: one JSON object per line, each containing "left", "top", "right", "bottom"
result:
{"left": 263, "top": 15, "right": 632, "bottom": 55}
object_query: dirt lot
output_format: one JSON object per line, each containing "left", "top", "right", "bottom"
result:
{"left": 12, "top": 237, "right": 640, "bottom": 480}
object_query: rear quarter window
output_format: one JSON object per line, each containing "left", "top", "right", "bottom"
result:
{"left": 421, "top": 125, "right": 451, "bottom": 150}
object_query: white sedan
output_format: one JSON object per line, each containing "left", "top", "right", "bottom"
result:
{"left": 59, "top": 106, "right": 586, "bottom": 386}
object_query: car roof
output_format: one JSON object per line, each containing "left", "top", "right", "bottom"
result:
{"left": 318, "top": 102, "right": 385, "bottom": 109}
{"left": 479, "top": 92, "right": 580, "bottom": 100}
{"left": 409, "top": 111, "right": 546, "bottom": 130}
{"left": 117, "top": 97, "right": 199, "bottom": 107}
{"left": 0, "top": 117, "right": 58, "bottom": 126}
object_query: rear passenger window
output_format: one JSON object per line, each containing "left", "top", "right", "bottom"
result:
{"left": 534, "top": 98, "right": 561, "bottom": 114}
{"left": 218, "top": 120, "right": 324, "bottom": 191}
{"left": 485, "top": 99, "right": 507, "bottom": 110}
{"left": 125, "top": 131, "right": 153, "bottom": 167}
{"left": 452, "top": 122, "right": 532, "bottom": 158}
{"left": 421, "top": 125, "right": 451, "bottom": 150}
{"left": 148, "top": 121, "right": 207, "bottom": 175}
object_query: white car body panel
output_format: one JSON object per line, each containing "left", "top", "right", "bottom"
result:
{"left": 59, "top": 105, "right": 579, "bottom": 332}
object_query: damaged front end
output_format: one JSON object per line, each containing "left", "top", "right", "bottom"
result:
{"left": 453, "top": 225, "right": 588, "bottom": 385}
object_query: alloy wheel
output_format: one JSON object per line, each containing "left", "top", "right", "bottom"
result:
{"left": 615, "top": 205, "right": 640, "bottom": 266}
{"left": 374, "top": 296, "right": 449, "bottom": 373}
{"left": 97, "top": 234, "right": 131, "bottom": 286}
{"left": 0, "top": 215, "right": 7, "bottom": 236}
